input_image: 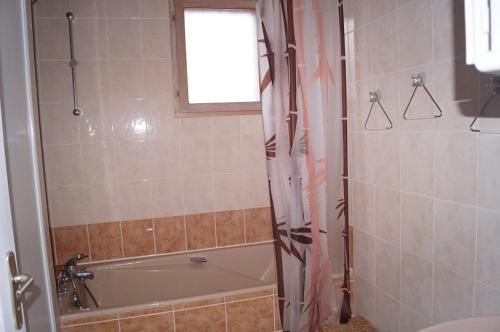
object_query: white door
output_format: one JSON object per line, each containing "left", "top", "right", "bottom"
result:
{"left": 0, "top": 0, "right": 57, "bottom": 331}
{"left": 0, "top": 104, "right": 27, "bottom": 331}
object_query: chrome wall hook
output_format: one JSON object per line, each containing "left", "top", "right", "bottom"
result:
{"left": 364, "top": 90, "right": 393, "bottom": 130}
{"left": 470, "top": 77, "right": 500, "bottom": 133}
{"left": 403, "top": 72, "right": 443, "bottom": 120}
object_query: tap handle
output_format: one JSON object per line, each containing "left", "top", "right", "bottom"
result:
{"left": 63, "top": 253, "right": 88, "bottom": 268}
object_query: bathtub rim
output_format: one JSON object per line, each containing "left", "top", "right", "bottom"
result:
{"left": 78, "top": 240, "right": 275, "bottom": 267}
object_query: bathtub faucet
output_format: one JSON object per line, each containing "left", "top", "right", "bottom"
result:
{"left": 57, "top": 253, "right": 95, "bottom": 310}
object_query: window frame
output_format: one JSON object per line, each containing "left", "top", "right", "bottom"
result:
{"left": 171, "top": 0, "right": 261, "bottom": 117}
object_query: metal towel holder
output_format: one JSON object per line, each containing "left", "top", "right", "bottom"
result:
{"left": 470, "top": 77, "right": 500, "bottom": 133}
{"left": 403, "top": 73, "right": 443, "bottom": 120}
{"left": 364, "top": 91, "right": 393, "bottom": 130}
{"left": 66, "top": 12, "right": 80, "bottom": 116}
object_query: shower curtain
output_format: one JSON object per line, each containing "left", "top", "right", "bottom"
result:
{"left": 256, "top": 0, "right": 340, "bottom": 331}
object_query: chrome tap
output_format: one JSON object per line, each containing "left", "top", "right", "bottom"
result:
{"left": 57, "top": 253, "right": 95, "bottom": 310}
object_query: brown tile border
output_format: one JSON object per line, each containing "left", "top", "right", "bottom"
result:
{"left": 52, "top": 208, "right": 273, "bottom": 265}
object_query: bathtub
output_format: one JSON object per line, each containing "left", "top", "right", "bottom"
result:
{"left": 419, "top": 316, "right": 500, "bottom": 332}
{"left": 60, "top": 242, "right": 278, "bottom": 330}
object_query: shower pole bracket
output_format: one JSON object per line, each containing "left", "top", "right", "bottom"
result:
{"left": 66, "top": 11, "right": 80, "bottom": 116}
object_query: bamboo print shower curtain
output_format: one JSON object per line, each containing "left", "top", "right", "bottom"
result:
{"left": 256, "top": 0, "right": 338, "bottom": 331}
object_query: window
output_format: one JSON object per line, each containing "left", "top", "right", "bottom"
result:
{"left": 172, "top": 0, "right": 260, "bottom": 115}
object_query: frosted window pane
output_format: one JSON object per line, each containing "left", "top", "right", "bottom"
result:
{"left": 184, "top": 8, "right": 260, "bottom": 104}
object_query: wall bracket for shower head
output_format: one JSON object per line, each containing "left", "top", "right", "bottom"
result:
{"left": 470, "top": 76, "right": 500, "bottom": 133}
{"left": 364, "top": 90, "right": 393, "bottom": 130}
{"left": 403, "top": 72, "right": 443, "bottom": 120}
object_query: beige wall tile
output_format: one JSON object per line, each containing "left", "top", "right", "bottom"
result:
{"left": 374, "top": 289, "right": 400, "bottom": 332}
{"left": 154, "top": 216, "right": 186, "bottom": 254}
{"left": 369, "top": 13, "right": 398, "bottom": 76}
{"left": 40, "top": 103, "right": 79, "bottom": 145}
{"left": 400, "top": 132, "right": 434, "bottom": 196}
{"left": 33, "top": 0, "right": 69, "bottom": 18}
{"left": 351, "top": 26, "right": 371, "bottom": 82}
{"left": 214, "top": 173, "right": 243, "bottom": 212}
{"left": 244, "top": 207, "right": 273, "bottom": 243}
{"left": 401, "top": 193, "right": 434, "bottom": 261}
{"left": 108, "top": 60, "right": 143, "bottom": 100}
{"left": 122, "top": 219, "right": 155, "bottom": 257}
{"left": 351, "top": 182, "right": 374, "bottom": 235}
{"left": 38, "top": 61, "right": 73, "bottom": 103}
{"left": 397, "top": 0, "right": 433, "bottom": 68}
{"left": 474, "top": 282, "right": 500, "bottom": 317}
{"left": 185, "top": 213, "right": 216, "bottom": 250}
{"left": 140, "top": 0, "right": 170, "bottom": 18}
{"left": 477, "top": 209, "right": 500, "bottom": 289}
{"left": 240, "top": 135, "right": 266, "bottom": 172}
{"left": 107, "top": 19, "right": 141, "bottom": 59}
{"left": 226, "top": 297, "right": 274, "bottom": 332}
{"left": 212, "top": 117, "right": 240, "bottom": 136}
{"left": 48, "top": 185, "right": 87, "bottom": 226}
{"left": 370, "top": 0, "right": 396, "bottom": 20}
{"left": 85, "top": 183, "right": 119, "bottom": 224}
{"left": 375, "top": 239, "right": 400, "bottom": 300}
{"left": 215, "top": 210, "right": 245, "bottom": 246}
{"left": 435, "top": 200, "right": 476, "bottom": 277}
{"left": 148, "top": 139, "right": 181, "bottom": 179}
{"left": 151, "top": 178, "right": 184, "bottom": 217}
{"left": 141, "top": 20, "right": 171, "bottom": 58}
{"left": 242, "top": 171, "right": 270, "bottom": 209}
{"left": 119, "top": 313, "right": 174, "bottom": 332}
{"left": 353, "top": 229, "right": 374, "bottom": 283}
{"left": 183, "top": 176, "right": 214, "bottom": 214}
{"left": 212, "top": 136, "right": 241, "bottom": 173}
{"left": 239, "top": 115, "right": 263, "bottom": 136}
{"left": 105, "top": 0, "right": 139, "bottom": 18}
{"left": 53, "top": 225, "right": 90, "bottom": 265}
{"left": 78, "top": 101, "right": 114, "bottom": 143}
{"left": 117, "top": 181, "right": 152, "bottom": 220}
{"left": 76, "top": 60, "right": 109, "bottom": 102}
{"left": 116, "top": 141, "right": 150, "bottom": 181}
{"left": 401, "top": 252, "right": 433, "bottom": 321}
{"left": 432, "top": 0, "right": 465, "bottom": 60}
{"left": 433, "top": 265, "right": 474, "bottom": 323}
{"left": 35, "top": 19, "right": 69, "bottom": 60}
{"left": 81, "top": 142, "right": 116, "bottom": 184}
{"left": 350, "top": 132, "right": 375, "bottom": 184}
{"left": 173, "top": 298, "right": 224, "bottom": 311}
{"left": 88, "top": 222, "right": 123, "bottom": 261}
{"left": 353, "top": 275, "right": 374, "bottom": 324}
{"left": 182, "top": 138, "right": 212, "bottom": 176}
{"left": 400, "top": 306, "right": 430, "bottom": 332}
{"left": 111, "top": 100, "right": 148, "bottom": 142}
{"left": 434, "top": 132, "right": 477, "bottom": 205}
{"left": 479, "top": 136, "right": 500, "bottom": 211}
{"left": 45, "top": 144, "right": 83, "bottom": 186}
{"left": 70, "top": 0, "right": 106, "bottom": 18}
{"left": 374, "top": 187, "right": 400, "bottom": 247}
{"left": 174, "top": 305, "right": 225, "bottom": 332}
{"left": 374, "top": 132, "right": 400, "bottom": 189}
{"left": 73, "top": 19, "right": 107, "bottom": 59}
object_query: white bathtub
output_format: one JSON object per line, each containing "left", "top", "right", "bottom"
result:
{"left": 419, "top": 316, "right": 500, "bottom": 332}
{"left": 60, "top": 242, "right": 276, "bottom": 320}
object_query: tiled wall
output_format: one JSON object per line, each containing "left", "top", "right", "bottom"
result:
{"left": 52, "top": 207, "right": 273, "bottom": 265}
{"left": 345, "top": 0, "right": 500, "bottom": 331}
{"left": 61, "top": 288, "right": 281, "bottom": 332}
{"left": 33, "top": 0, "right": 271, "bottom": 263}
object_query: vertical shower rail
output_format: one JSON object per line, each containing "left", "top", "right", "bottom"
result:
{"left": 66, "top": 12, "right": 80, "bottom": 116}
